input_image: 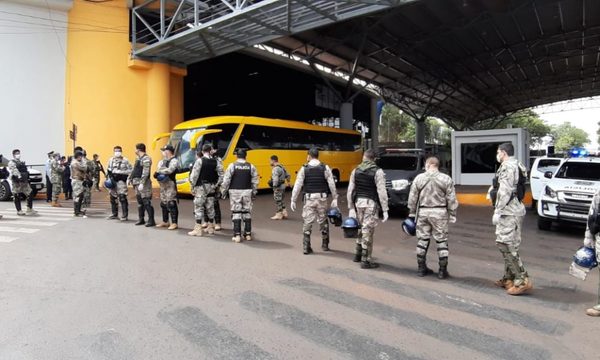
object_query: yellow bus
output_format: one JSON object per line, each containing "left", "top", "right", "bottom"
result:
{"left": 153, "top": 116, "right": 363, "bottom": 194}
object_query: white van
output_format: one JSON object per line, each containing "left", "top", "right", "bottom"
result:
{"left": 529, "top": 157, "right": 563, "bottom": 208}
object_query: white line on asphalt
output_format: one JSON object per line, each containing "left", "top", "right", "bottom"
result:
{"left": 0, "top": 236, "right": 18, "bottom": 243}
{"left": 0, "top": 215, "right": 71, "bottom": 222}
{"left": 0, "top": 211, "right": 73, "bottom": 218}
{"left": 1, "top": 220, "right": 58, "bottom": 227}
{"left": 0, "top": 226, "right": 40, "bottom": 234}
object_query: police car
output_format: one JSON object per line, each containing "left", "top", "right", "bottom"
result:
{"left": 537, "top": 150, "right": 600, "bottom": 230}
{"left": 0, "top": 160, "right": 44, "bottom": 201}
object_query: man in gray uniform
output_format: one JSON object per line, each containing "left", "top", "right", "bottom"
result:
{"left": 106, "top": 145, "right": 132, "bottom": 221}
{"left": 347, "top": 149, "right": 389, "bottom": 269}
{"left": 221, "top": 149, "right": 259, "bottom": 243}
{"left": 71, "top": 150, "right": 88, "bottom": 217}
{"left": 8, "top": 149, "right": 37, "bottom": 216}
{"left": 129, "top": 143, "right": 155, "bottom": 227}
{"left": 583, "top": 190, "right": 600, "bottom": 316}
{"left": 291, "top": 148, "right": 338, "bottom": 255}
{"left": 269, "top": 155, "right": 290, "bottom": 220}
{"left": 491, "top": 142, "right": 532, "bottom": 295}
{"left": 408, "top": 156, "right": 458, "bottom": 279}
{"left": 189, "top": 144, "right": 224, "bottom": 236}
{"left": 50, "top": 152, "right": 65, "bottom": 207}
{"left": 155, "top": 144, "right": 179, "bottom": 230}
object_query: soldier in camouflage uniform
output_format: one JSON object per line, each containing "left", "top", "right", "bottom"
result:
{"left": 408, "top": 156, "right": 458, "bottom": 279}
{"left": 221, "top": 149, "right": 259, "bottom": 243}
{"left": 154, "top": 145, "right": 179, "bottom": 230}
{"left": 291, "top": 148, "right": 338, "bottom": 255}
{"left": 71, "top": 150, "right": 88, "bottom": 217}
{"left": 491, "top": 142, "right": 532, "bottom": 295}
{"left": 583, "top": 190, "right": 600, "bottom": 316}
{"left": 188, "top": 144, "right": 224, "bottom": 237}
{"left": 347, "top": 149, "right": 389, "bottom": 269}
{"left": 81, "top": 150, "right": 94, "bottom": 212}
{"left": 269, "top": 155, "right": 290, "bottom": 220}
{"left": 92, "top": 154, "right": 105, "bottom": 192}
{"left": 203, "top": 148, "right": 224, "bottom": 231}
{"left": 7, "top": 149, "right": 37, "bottom": 216}
{"left": 106, "top": 146, "right": 132, "bottom": 221}
{"left": 129, "top": 143, "right": 156, "bottom": 227}
{"left": 50, "top": 152, "right": 65, "bottom": 207}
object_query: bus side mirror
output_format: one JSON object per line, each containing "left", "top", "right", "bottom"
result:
{"left": 544, "top": 171, "right": 553, "bottom": 179}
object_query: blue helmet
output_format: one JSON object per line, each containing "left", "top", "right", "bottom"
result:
{"left": 327, "top": 208, "right": 342, "bottom": 227}
{"left": 104, "top": 178, "right": 115, "bottom": 189}
{"left": 402, "top": 217, "right": 416, "bottom": 236}
{"left": 342, "top": 217, "right": 360, "bottom": 238}
{"left": 156, "top": 173, "right": 168, "bottom": 182}
{"left": 573, "top": 246, "right": 598, "bottom": 269}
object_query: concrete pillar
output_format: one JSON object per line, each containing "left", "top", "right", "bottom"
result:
{"left": 415, "top": 117, "right": 426, "bottom": 149}
{"left": 370, "top": 97, "right": 379, "bottom": 150}
{"left": 146, "top": 62, "right": 171, "bottom": 164}
{"left": 340, "top": 102, "right": 353, "bottom": 130}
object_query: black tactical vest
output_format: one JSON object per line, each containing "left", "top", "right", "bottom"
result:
{"left": 354, "top": 167, "right": 378, "bottom": 201}
{"left": 229, "top": 162, "right": 252, "bottom": 190}
{"left": 131, "top": 158, "right": 143, "bottom": 180}
{"left": 14, "top": 160, "right": 29, "bottom": 181}
{"left": 164, "top": 157, "right": 177, "bottom": 182}
{"left": 197, "top": 158, "right": 218, "bottom": 186}
{"left": 303, "top": 164, "right": 329, "bottom": 194}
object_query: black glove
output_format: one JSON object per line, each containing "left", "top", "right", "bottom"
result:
{"left": 153, "top": 172, "right": 159, "bottom": 179}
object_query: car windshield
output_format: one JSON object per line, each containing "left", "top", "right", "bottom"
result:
{"left": 536, "top": 159, "right": 561, "bottom": 174}
{"left": 169, "top": 128, "right": 205, "bottom": 171}
{"left": 377, "top": 155, "right": 418, "bottom": 171}
{"left": 555, "top": 162, "right": 600, "bottom": 181}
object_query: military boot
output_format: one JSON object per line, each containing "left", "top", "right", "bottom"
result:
{"left": 135, "top": 204, "right": 145, "bottom": 225}
{"left": 119, "top": 197, "right": 128, "bottom": 221}
{"left": 206, "top": 223, "right": 215, "bottom": 235}
{"left": 156, "top": 203, "right": 170, "bottom": 228}
{"left": 361, "top": 248, "right": 379, "bottom": 269}
{"left": 232, "top": 219, "right": 242, "bottom": 243}
{"left": 214, "top": 223, "right": 222, "bottom": 231}
{"left": 244, "top": 219, "right": 252, "bottom": 241}
{"left": 188, "top": 222, "right": 204, "bottom": 237}
{"left": 321, "top": 238, "right": 330, "bottom": 251}
{"left": 494, "top": 279, "right": 514, "bottom": 289}
{"left": 107, "top": 197, "right": 119, "bottom": 220}
{"left": 167, "top": 201, "right": 178, "bottom": 230}
{"left": 417, "top": 256, "right": 433, "bottom": 277}
{"left": 586, "top": 305, "right": 600, "bottom": 317}
{"left": 25, "top": 196, "right": 36, "bottom": 215}
{"left": 507, "top": 278, "right": 533, "bottom": 296}
{"left": 144, "top": 199, "right": 156, "bottom": 227}
{"left": 353, "top": 243, "right": 362, "bottom": 263}
{"left": 270, "top": 212, "right": 283, "bottom": 220}
{"left": 303, "top": 234, "right": 313, "bottom": 255}
{"left": 438, "top": 258, "right": 449, "bottom": 279}
{"left": 282, "top": 209, "right": 289, "bottom": 219}
{"left": 14, "top": 197, "right": 25, "bottom": 216}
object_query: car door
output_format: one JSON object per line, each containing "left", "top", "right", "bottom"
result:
{"left": 530, "top": 158, "right": 562, "bottom": 200}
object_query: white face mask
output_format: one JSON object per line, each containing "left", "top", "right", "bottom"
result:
{"left": 496, "top": 153, "right": 503, "bottom": 163}
{"left": 114, "top": 151, "right": 122, "bottom": 157}
{"left": 14, "top": 154, "right": 21, "bottom": 160}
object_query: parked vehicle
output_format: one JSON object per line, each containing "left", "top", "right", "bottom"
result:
{"left": 529, "top": 156, "right": 563, "bottom": 209}
{"left": 0, "top": 165, "right": 44, "bottom": 201}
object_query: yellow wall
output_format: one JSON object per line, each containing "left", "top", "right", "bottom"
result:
{"left": 64, "top": 0, "right": 185, "bottom": 171}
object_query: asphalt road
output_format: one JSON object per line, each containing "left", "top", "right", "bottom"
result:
{"left": 0, "top": 189, "right": 597, "bottom": 360}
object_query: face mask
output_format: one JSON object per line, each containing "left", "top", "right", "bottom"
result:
{"left": 14, "top": 154, "right": 21, "bottom": 160}
{"left": 496, "top": 154, "right": 503, "bottom": 163}
{"left": 114, "top": 151, "right": 122, "bottom": 157}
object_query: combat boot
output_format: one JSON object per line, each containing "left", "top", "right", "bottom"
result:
{"left": 321, "top": 238, "right": 330, "bottom": 251}
{"left": 417, "top": 257, "right": 433, "bottom": 277}
{"left": 51, "top": 201, "right": 61, "bottom": 208}
{"left": 144, "top": 200, "right": 156, "bottom": 227}
{"left": 303, "top": 234, "right": 313, "bottom": 255}
{"left": 214, "top": 223, "right": 222, "bottom": 231}
{"left": 188, "top": 223, "right": 204, "bottom": 237}
{"left": 134, "top": 204, "right": 145, "bottom": 226}
{"left": 282, "top": 209, "right": 289, "bottom": 219}
{"left": 438, "top": 266, "right": 449, "bottom": 279}
{"left": 206, "top": 223, "right": 215, "bottom": 235}
{"left": 119, "top": 198, "right": 128, "bottom": 221}
{"left": 585, "top": 305, "right": 600, "bottom": 317}
{"left": 157, "top": 203, "right": 169, "bottom": 227}
{"left": 108, "top": 197, "right": 119, "bottom": 219}
{"left": 232, "top": 219, "right": 242, "bottom": 243}
{"left": 26, "top": 207, "right": 37, "bottom": 216}
{"left": 507, "top": 278, "right": 533, "bottom": 296}
{"left": 201, "top": 223, "right": 208, "bottom": 229}
{"left": 167, "top": 201, "right": 178, "bottom": 230}
{"left": 14, "top": 197, "right": 25, "bottom": 216}
{"left": 361, "top": 249, "right": 379, "bottom": 269}
{"left": 353, "top": 243, "right": 362, "bottom": 262}
{"left": 494, "top": 279, "right": 514, "bottom": 289}
{"left": 270, "top": 212, "right": 283, "bottom": 220}
{"left": 244, "top": 219, "right": 252, "bottom": 241}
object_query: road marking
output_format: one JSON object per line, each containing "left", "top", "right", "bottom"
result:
{"left": 1, "top": 220, "right": 58, "bottom": 227}
{"left": 0, "top": 215, "right": 71, "bottom": 222}
{"left": 0, "top": 211, "right": 73, "bottom": 218}
{"left": 0, "top": 236, "right": 18, "bottom": 243}
{"left": 0, "top": 226, "right": 40, "bottom": 234}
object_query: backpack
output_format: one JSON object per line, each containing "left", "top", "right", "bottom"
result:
{"left": 513, "top": 165, "right": 527, "bottom": 202}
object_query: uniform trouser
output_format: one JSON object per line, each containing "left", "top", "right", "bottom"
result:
{"left": 12, "top": 182, "right": 32, "bottom": 211}
{"left": 72, "top": 180, "right": 85, "bottom": 214}
{"left": 416, "top": 209, "right": 450, "bottom": 267}
{"left": 204, "top": 198, "right": 221, "bottom": 224}
{"left": 93, "top": 175, "right": 100, "bottom": 190}
{"left": 194, "top": 184, "right": 216, "bottom": 224}
{"left": 83, "top": 183, "right": 92, "bottom": 209}
{"left": 495, "top": 214, "right": 528, "bottom": 286}
{"left": 229, "top": 189, "right": 253, "bottom": 235}
{"left": 159, "top": 181, "right": 178, "bottom": 224}
{"left": 302, "top": 196, "right": 329, "bottom": 241}
{"left": 109, "top": 181, "right": 128, "bottom": 216}
{"left": 46, "top": 176, "right": 52, "bottom": 201}
{"left": 355, "top": 198, "right": 379, "bottom": 262}
{"left": 51, "top": 180, "right": 62, "bottom": 201}
{"left": 134, "top": 180, "right": 153, "bottom": 221}
{"left": 273, "top": 187, "right": 286, "bottom": 212}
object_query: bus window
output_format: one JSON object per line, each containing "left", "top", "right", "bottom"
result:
{"left": 169, "top": 127, "right": 205, "bottom": 171}
{"left": 288, "top": 128, "right": 361, "bottom": 151}
{"left": 201, "top": 124, "right": 239, "bottom": 158}
{"left": 237, "top": 125, "right": 289, "bottom": 150}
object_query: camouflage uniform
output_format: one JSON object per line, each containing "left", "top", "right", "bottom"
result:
{"left": 271, "top": 164, "right": 289, "bottom": 214}
{"left": 291, "top": 159, "right": 338, "bottom": 253}
{"left": 129, "top": 154, "right": 155, "bottom": 226}
{"left": 203, "top": 156, "right": 224, "bottom": 227}
{"left": 493, "top": 157, "right": 529, "bottom": 289}
{"left": 347, "top": 160, "right": 389, "bottom": 264}
{"left": 189, "top": 155, "right": 224, "bottom": 235}
{"left": 71, "top": 157, "right": 88, "bottom": 216}
{"left": 408, "top": 169, "right": 458, "bottom": 275}
{"left": 8, "top": 158, "right": 34, "bottom": 214}
{"left": 221, "top": 159, "right": 259, "bottom": 241}
{"left": 107, "top": 155, "right": 132, "bottom": 220}
{"left": 583, "top": 190, "right": 600, "bottom": 316}
{"left": 50, "top": 157, "right": 65, "bottom": 202}
{"left": 82, "top": 157, "right": 94, "bottom": 210}
{"left": 156, "top": 156, "right": 180, "bottom": 226}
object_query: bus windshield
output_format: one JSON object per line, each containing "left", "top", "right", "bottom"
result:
{"left": 169, "top": 127, "right": 205, "bottom": 170}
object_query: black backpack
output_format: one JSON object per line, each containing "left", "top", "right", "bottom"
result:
{"left": 514, "top": 166, "right": 526, "bottom": 202}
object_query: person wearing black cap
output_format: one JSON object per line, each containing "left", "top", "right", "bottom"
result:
{"left": 70, "top": 150, "right": 88, "bottom": 217}
{"left": 154, "top": 144, "right": 179, "bottom": 230}
{"left": 129, "top": 143, "right": 156, "bottom": 227}
{"left": 8, "top": 149, "right": 37, "bottom": 216}
{"left": 221, "top": 149, "right": 259, "bottom": 243}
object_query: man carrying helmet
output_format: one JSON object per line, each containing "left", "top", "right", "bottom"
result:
{"left": 347, "top": 149, "right": 389, "bottom": 269}
{"left": 582, "top": 189, "right": 600, "bottom": 316}
{"left": 408, "top": 156, "right": 458, "bottom": 279}
{"left": 129, "top": 143, "right": 156, "bottom": 227}
{"left": 291, "top": 148, "right": 338, "bottom": 254}
{"left": 106, "top": 146, "right": 132, "bottom": 221}
{"left": 8, "top": 149, "right": 37, "bottom": 216}
{"left": 155, "top": 144, "right": 179, "bottom": 230}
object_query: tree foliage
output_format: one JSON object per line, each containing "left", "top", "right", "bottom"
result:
{"left": 471, "top": 109, "right": 551, "bottom": 146}
{"left": 550, "top": 122, "right": 590, "bottom": 152}
{"left": 379, "top": 104, "right": 451, "bottom": 146}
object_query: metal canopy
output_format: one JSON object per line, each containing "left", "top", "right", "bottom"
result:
{"left": 265, "top": 0, "right": 600, "bottom": 129}
{"left": 131, "top": 0, "right": 410, "bottom": 65}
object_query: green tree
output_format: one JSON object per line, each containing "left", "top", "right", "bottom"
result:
{"left": 472, "top": 109, "right": 551, "bottom": 146}
{"left": 550, "top": 122, "right": 590, "bottom": 151}
{"left": 379, "top": 104, "right": 451, "bottom": 146}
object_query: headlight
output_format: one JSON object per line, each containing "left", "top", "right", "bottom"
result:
{"left": 545, "top": 186, "right": 556, "bottom": 198}
{"left": 391, "top": 179, "right": 410, "bottom": 190}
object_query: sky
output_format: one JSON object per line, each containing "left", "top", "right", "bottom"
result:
{"left": 533, "top": 97, "right": 600, "bottom": 149}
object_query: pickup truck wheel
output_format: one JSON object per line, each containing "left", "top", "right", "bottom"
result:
{"left": 0, "top": 181, "right": 11, "bottom": 201}
{"left": 537, "top": 217, "right": 552, "bottom": 231}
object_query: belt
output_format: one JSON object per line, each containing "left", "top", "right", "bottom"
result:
{"left": 420, "top": 206, "right": 447, "bottom": 208}
{"left": 305, "top": 193, "right": 328, "bottom": 199}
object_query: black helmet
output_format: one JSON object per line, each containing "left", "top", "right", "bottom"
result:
{"left": 327, "top": 208, "right": 343, "bottom": 227}
{"left": 341, "top": 217, "right": 360, "bottom": 238}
